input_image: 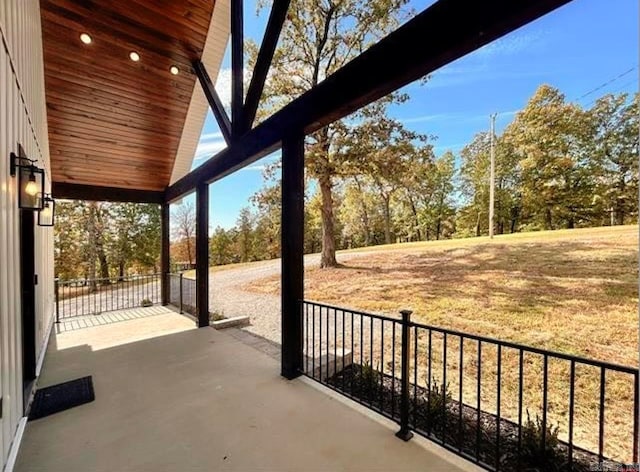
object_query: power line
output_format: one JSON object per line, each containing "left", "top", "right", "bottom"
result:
{"left": 574, "top": 67, "right": 636, "bottom": 102}
{"left": 495, "top": 65, "right": 638, "bottom": 122}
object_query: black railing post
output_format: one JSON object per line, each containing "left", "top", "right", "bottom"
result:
{"left": 179, "top": 273, "right": 184, "bottom": 314}
{"left": 54, "top": 278, "right": 60, "bottom": 323}
{"left": 396, "top": 309, "right": 414, "bottom": 441}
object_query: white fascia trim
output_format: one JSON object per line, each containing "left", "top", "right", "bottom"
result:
{"left": 170, "top": 0, "right": 231, "bottom": 184}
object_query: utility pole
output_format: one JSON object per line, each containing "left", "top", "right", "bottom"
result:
{"left": 489, "top": 113, "right": 497, "bottom": 239}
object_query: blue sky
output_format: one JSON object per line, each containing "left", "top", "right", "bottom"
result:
{"left": 185, "top": 0, "right": 638, "bottom": 230}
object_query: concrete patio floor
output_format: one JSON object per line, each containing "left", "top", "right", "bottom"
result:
{"left": 17, "top": 307, "right": 477, "bottom": 472}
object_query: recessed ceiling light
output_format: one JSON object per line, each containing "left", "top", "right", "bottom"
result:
{"left": 170, "top": 66, "right": 179, "bottom": 75}
{"left": 129, "top": 51, "right": 140, "bottom": 62}
{"left": 80, "top": 33, "right": 92, "bottom": 44}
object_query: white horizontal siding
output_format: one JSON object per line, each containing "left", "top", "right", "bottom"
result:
{"left": 0, "top": 0, "right": 53, "bottom": 468}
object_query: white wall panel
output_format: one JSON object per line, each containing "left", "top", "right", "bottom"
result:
{"left": 0, "top": 0, "right": 53, "bottom": 468}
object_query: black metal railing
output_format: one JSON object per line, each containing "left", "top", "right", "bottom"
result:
{"left": 167, "top": 273, "right": 196, "bottom": 316}
{"left": 55, "top": 274, "right": 161, "bottom": 321}
{"left": 302, "top": 300, "right": 639, "bottom": 471}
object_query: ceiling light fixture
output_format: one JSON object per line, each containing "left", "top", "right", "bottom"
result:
{"left": 129, "top": 51, "right": 140, "bottom": 62}
{"left": 80, "top": 33, "right": 92, "bottom": 44}
{"left": 170, "top": 66, "right": 179, "bottom": 75}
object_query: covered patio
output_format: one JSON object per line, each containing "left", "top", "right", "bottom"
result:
{"left": 16, "top": 307, "right": 473, "bottom": 471}
{"left": 0, "top": 0, "right": 592, "bottom": 470}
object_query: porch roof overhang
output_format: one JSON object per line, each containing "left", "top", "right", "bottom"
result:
{"left": 43, "top": 0, "right": 229, "bottom": 200}
{"left": 165, "top": 0, "right": 574, "bottom": 203}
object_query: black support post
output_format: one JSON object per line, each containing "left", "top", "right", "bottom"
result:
{"left": 281, "top": 132, "right": 304, "bottom": 379}
{"left": 161, "top": 202, "right": 170, "bottom": 306}
{"left": 54, "top": 278, "right": 60, "bottom": 323}
{"left": 196, "top": 183, "right": 210, "bottom": 327}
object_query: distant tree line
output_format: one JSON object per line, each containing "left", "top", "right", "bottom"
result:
{"left": 206, "top": 86, "right": 638, "bottom": 266}
{"left": 55, "top": 86, "right": 637, "bottom": 277}
{"left": 54, "top": 201, "right": 160, "bottom": 281}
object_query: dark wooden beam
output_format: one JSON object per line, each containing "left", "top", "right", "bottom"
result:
{"left": 53, "top": 182, "right": 164, "bottom": 203}
{"left": 231, "top": 0, "right": 244, "bottom": 137}
{"left": 280, "top": 132, "right": 304, "bottom": 379}
{"left": 244, "top": 0, "right": 290, "bottom": 131}
{"left": 196, "top": 182, "right": 209, "bottom": 327}
{"left": 160, "top": 202, "right": 170, "bottom": 306}
{"left": 193, "top": 60, "right": 232, "bottom": 146}
{"left": 167, "top": 0, "right": 572, "bottom": 202}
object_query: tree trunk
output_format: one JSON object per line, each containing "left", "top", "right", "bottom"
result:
{"left": 567, "top": 216, "right": 574, "bottom": 229}
{"left": 319, "top": 174, "right": 338, "bottom": 268}
{"left": 94, "top": 204, "right": 110, "bottom": 283}
{"left": 353, "top": 177, "right": 371, "bottom": 246}
{"left": 407, "top": 194, "right": 421, "bottom": 241}
{"left": 118, "top": 261, "right": 125, "bottom": 282}
{"left": 186, "top": 238, "right": 193, "bottom": 266}
{"left": 382, "top": 195, "right": 392, "bottom": 245}
{"left": 615, "top": 188, "right": 625, "bottom": 226}
{"left": 545, "top": 208, "right": 553, "bottom": 230}
{"left": 98, "top": 249, "right": 110, "bottom": 281}
{"left": 87, "top": 203, "right": 98, "bottom": 292}
{"left": 475, "top": 212, "right": 481, "bottom": 237}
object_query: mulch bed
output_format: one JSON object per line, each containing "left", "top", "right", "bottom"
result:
{"left": 324, "top": 364, "right": 624, "bottom": 472}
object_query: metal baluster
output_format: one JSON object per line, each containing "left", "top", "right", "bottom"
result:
{"left": 380, "top": 320, "right": 385, "bottom": 412}
{"left": 518, "top": 350, "right": 524, "bottom": 468}
{"left": 369, "top": 316, "right": 374, "bottom": 408}
{"left": 360, "top": 313, "right": 363, "bottom": 399}
{"left": 326, "top": 306, "right": 330, "bottom": 383}
{"left": 350, "top": 310, "right": 354, "bottom": 396}
{"left": 476, "top": 340, "right": 482, "bottom": 461}
{"left": 427, "top": 329, "right": 433, "bottom": 436}
{"left": 568, "top": 360, "right": 575, "bottom": 470}
{"left": 334, "top": 308, "right": 337, "bottom": 378}
{"left": 496, "top": 344, "right": 502, "bottom": 471}
{"left": 312, "top": 304, "right": 316, "bottom": 379}
{"left": 392, "top": 322, "right": 396, "bottom": 420}
{"left": 413, "top": 325, "right": 417, "bottom": 428}
{"left": 542, "top": 355, "right": 548, "bottom": 455}
{"left": 598, "top": 367, "right": 605, "bottom": 464}
{"left": 342, "top": 309, "right": 345, "bottom": 392}
{"left": 634, "top": 371, "right": 639, "bottom": 463}
{"left": 319, "top": 305, "right": 323, "bottom": 381}
{"left": 442, "top": 333, "right": 447, "bottom": 444}
{"left": 459, "top": 336, "right": 464, "bottom": 451}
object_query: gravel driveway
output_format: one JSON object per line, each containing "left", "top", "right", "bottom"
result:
{"left": 209, "top": 252, "right": 375, "bottom": 344}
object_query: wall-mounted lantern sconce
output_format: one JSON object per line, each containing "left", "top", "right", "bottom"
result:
{"left": 10, "top": 149, "right": 45, "bottom": 210}
{"left": 37, "top": 194, "right": 56, "bottom": 227}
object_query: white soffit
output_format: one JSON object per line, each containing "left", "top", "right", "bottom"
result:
{"left": 170, "top": 0, "right": 230, "bottom": 184}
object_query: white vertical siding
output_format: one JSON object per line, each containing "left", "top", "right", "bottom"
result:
{"left": 0, "top": 1, "right": 53, "bottom": 468}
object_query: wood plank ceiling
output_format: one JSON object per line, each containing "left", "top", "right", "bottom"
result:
{"left": 41, "top": 0, "right": 215, "bottom": 191}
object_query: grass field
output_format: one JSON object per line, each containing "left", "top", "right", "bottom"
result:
{"left": 248, "top": 225, "right": 638, "bottom": 366}
{"left": 245, "top": 225, "right": 638, "bottom": 461}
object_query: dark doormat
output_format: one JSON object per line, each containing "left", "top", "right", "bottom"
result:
{"left": 28, "top": 376, "right": 95, "bottom": 421}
